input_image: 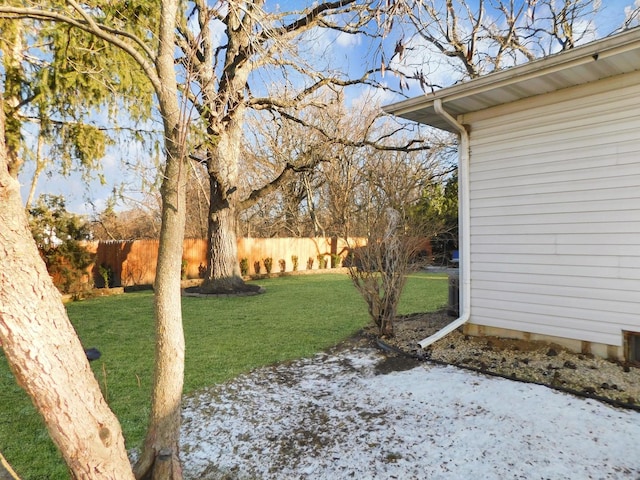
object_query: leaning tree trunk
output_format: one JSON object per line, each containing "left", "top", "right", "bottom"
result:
{"left": 0, "top": 98, "right": 134, "bottom": 479}
{"left": 133, "top": 146, "right": 186, "bottom": 479}
{"left": 133, "top": 0, "right": 186, "bottom": 478}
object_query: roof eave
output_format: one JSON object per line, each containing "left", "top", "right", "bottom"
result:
{"left": 383, "top": 27, "right": 640, "bottom": 132}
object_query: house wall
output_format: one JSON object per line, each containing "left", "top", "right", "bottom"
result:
{"left": 459, "top": 70, "right": 640, "bottom": 352}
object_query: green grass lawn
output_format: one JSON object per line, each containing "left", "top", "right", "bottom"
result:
{"left": 0, "top": 272, "right": 447, "bottom": 479}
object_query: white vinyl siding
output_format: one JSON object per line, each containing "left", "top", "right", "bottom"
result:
{"left": 463, "top": 74, "right": 640, "bottom": 346}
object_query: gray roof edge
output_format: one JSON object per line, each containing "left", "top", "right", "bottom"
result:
{"left": 383, "top": 27, "right": 640, "bottom": 118}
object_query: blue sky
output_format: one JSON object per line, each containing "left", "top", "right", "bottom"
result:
{"left": 17, "top": 0, "right": 639, "bottom": 215}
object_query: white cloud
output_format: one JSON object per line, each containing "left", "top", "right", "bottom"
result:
{"left": 349, "top": 83, "right": 398, "bottom": 109}
{"left": 336, "top": 31, "right": 362, "bottom": 48}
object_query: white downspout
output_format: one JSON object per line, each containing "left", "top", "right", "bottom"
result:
{"left": 418, "top": 99, "right": 471, "bottom": 349}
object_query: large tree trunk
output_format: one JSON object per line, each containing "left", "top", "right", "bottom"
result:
{"left": 0, "top": 98, "right": 134, "bottom": 478}
{"left": 198, "top": 129, "right": 260, "bottom": 295}
{"left": 199, "top": 177, "right": 249, "bottom": 293}
{"left": 133, "top": 0, "right": 186, "bottom": 478}
{"left": 194, "top": 6, "right": 260, "bottom": 295}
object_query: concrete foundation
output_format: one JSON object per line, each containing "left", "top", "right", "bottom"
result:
{"left": 462, "top": 323, "right": 625, "bottom": 362}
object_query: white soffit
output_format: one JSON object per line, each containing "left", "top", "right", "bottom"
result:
{"left": 383, "top": 27, "right": 640, "bottom": 132}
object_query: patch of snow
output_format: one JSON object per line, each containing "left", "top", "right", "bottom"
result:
{"left": 180, "top": 347, "right": 640, "bottom": 479}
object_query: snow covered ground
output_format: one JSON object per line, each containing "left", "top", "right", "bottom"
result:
{"left": 180, "top": 346, "right": 640, "bottom": 479}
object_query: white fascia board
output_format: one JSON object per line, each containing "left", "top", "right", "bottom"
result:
{"left": 384, "top": 27, "right": 640, "bottom": 131}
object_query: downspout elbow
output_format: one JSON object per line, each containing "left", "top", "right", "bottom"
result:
{"left": 418, "top": 99, "right": 471, "bottom": 349}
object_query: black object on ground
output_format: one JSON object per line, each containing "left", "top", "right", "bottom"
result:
{"left": 84, "top": 348, "right": 101, "bottom": 361}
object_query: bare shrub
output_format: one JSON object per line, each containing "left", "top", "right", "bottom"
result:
{"left": 347, "top": 208, "right": 432, "bottom": 337}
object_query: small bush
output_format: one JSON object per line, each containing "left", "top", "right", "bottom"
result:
{"left": 198, "top": 263, "right": 207, "bottom": 278}
{"left": 181, "top": 259, "right": 188, "bottom": 279}
{"left": 240, "top": 258, "right": 249, "bottom": 276}
{"left": 291, "top": 255, "right": 299, "bottom": 271}
{"left": 317, "top": 254, "right": 328, "bottom": 269}
{"left": 342, "top": 251, "right": 357, "bottom": 268}
{"left": 278, "top": 259, "right": 286, "bottom": 273}
{"left": 264, "top": 257, "right": 273, "bottom": 274}
{"left": 98, "top": 264, "right": 113, "bottom": 289}
{"left": 307, "top": 257, "right": 314, "bottom": 270}
{"left": 29, "top": 194, "right": 94, "bottom": 293}
{"left": 254, "top": 261, "right": 261, "bottom": 274}
{"left": 331, "top": 254, "right": 342, "bottom": 268}
{"left": 346, "top": 208, "right": 433, "bottom": 337}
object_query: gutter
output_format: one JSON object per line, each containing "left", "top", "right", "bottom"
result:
{"left": 418, "top": 99, "right": 471, "bottom": 349}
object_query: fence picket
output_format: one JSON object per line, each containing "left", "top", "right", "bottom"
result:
{"left": 85, "top": 237, "right": 367, "bottom": 287}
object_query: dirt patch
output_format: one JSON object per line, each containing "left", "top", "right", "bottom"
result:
{"left": 374, "top": 354, "right": 422, "bottom": 374}
{"left": 183, "top": 284, "right": 265, "bottom": 297}
{"left": 364, "top": 311, "right": 640, "bottom": 409}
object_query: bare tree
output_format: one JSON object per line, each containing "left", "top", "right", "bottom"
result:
{"left": 621, "top": 2, "right": 640, "bottom": 30}
{"left": 347, "top": 208, "right": 435, "bottom": 337}
{"left": 240, "top": 92, "right": 448, "bottom": 239}
{"left": 238, "top": 92, "right": 345, "bottom": 238}
{"left": 92, "top": 207, "right": 161, "bottom": 240}
{"left": 324, "top": 99, "right": 453, "bottom": 237}
{"left": 185, "top": 160, "right": 210, "bottom": 239}
{"left": 179, "top": 0, "right": 422, "bottom": 294}
{"left": 392, "top": 0, "right": 604, "bottom": 90}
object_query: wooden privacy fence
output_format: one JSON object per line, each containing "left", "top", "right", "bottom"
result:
{"left": 87, "top": 237, "right": 368, "bottom": 287}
